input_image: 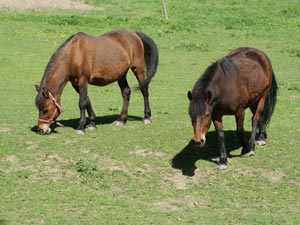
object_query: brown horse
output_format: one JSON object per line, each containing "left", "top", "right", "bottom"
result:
{"left": 35, "top": 29, "right": 158, "bottom": 134}
{"left": 188, "top": 47, "right": 278, "bottom": 169}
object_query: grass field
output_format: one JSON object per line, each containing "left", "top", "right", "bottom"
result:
{"left": 0, "top": 0, "right": 300, "bottom": 224}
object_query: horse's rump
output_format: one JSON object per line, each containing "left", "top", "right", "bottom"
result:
{"left": 219, "top": 48, "right": 274, "bottom": 109}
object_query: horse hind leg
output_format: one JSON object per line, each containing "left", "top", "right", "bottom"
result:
{"left": 257, "top": 119, "right": 267, "bottom": 146}
{"left": 248, "top": 97, "right": 267, "bottom": 152}
{"left": 132, "top": 67, "right": 151, "bottom": 124}
{"left": 85, "top": 95, "right": 97, "bottom": 130}
{"left": 116, "top": 75, "right": 131, "bottom": 126}
{"left": 235, "top": 109, "right": 254, "bottom": 157}
{"left": 141, "top": 83, "right": 152, "bottom": 124}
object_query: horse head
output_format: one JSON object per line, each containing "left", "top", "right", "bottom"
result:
{"left": 188, "top": 90, "right": 212, "bottom": 148}
{"left": 35, "top": 85, "right": 63, "bottom": 134}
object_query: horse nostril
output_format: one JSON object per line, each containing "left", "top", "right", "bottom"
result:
{"left": 37, "top": 128, "right": 45, "bottom": 135}
{"left": 193, "top": 138, "right": 206, "bottom": 147}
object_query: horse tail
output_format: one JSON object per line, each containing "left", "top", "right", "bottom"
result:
{"left": 262, "top": 71, "right": 278, "bottom": 125}
{"left": 135, "top": 31, "right": 159, "bottom": 89}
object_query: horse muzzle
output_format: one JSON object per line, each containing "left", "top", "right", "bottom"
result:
{"left": 37, "top": 123, "right": 52, "bottom": 135}
{"left": 193, "top": 138, "right": 206, "bottom": 148}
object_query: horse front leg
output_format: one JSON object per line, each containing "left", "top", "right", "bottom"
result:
{"left": 116, "top": 76, "right": 131, "bottom": 126}
{"left": 213, "top": 118, "right": 227, "bottom": 170}
{"left": 71, "top": 80, "right": 96, "bottom": 134}
{"left": 76, "top": 82, "right": 89, "bottom": 134}
{"left": 246, "top": 115, "right": 259, "bottom": 156}
{"left": 85, "top": 95, "right": 97, "bottom": 130}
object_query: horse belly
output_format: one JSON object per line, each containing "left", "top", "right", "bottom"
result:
{"left": 88, "top": 49, "right": 130, "bottom": 86}
{"left": 89, "top": 71, "right": 122, "bottom": 86}
{"left": 215, "top": 87, "right": 247, "bottom": 115}
{"left": 89, "top": 76, "right": 112, "bottom": 86}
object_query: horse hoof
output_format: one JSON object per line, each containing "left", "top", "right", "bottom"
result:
{"left": 143, "top": 118, "right": 152, "bottom": 125}
{"left": 75, "top": 130, "right": 85, "bottom": 135}
{"left": 115, "top": 121, "right": 125, "bottom": 126}
{"left": 87, "top": 126, "right": 96, "bottom": 131}
{"left": 241, "top": 151, "right": 255, "bottom": 157}
{"left": 218, "top": 164, "right": 228, "bottom": 170}
{"left": 257, "top": 140, "right": 266, "bottom": 146}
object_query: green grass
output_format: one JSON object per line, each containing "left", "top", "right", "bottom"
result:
{"left": 1, "top": 0, "right": 300, "bottom": 224}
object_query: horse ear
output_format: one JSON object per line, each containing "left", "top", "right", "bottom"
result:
{"left": 206, "top": 90, "right": 215, "bottom": 105}
{"left": 35, "top": 85, "right": 40, "bottom": 93}
{"left": 187, "top": 91, "right": 193, "bottom": 101}
{"left": 42, "top": 87, "right": 50, "bottom": 98}
{"left": 206, "top": 90, "right": 212, "bottom": 101}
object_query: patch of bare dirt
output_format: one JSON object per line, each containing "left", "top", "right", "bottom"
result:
{"left": 152, "top": 195, "right": 210, "bottom": 213}
{"left": 4, "top": 155, "right": 19, "bottom": 163}
{"left": 152, "top": 198, "right": 185, "bottom": 212}
{"left": 41, "top": 154, "right": 76, "bottom": 182}
{"left": 167, "top": 172, "right": 190, "bottom": 190}
{"left": 0, "top": 127, "right": 11, "bottom": 133}
{"left": 0, "top": 0, "right": 102, "bottom": 11}
{"left": 2, "top": 153, "right": 76, "bottom": 182}
{"left": 26, "top": 141, "right": 39, "bottom": 150}
{"left": 261, "top": 169, "right": 284, "bottom": 182}
{"left": 130, "top": 149, "right": 167, "bottom": 158}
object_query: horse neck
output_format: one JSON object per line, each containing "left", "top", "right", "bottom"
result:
{"left": 41, "top": 68, "right": 69, "bottom": 101}
{"left": 196, "top": 67, "right": 222, "bottom": 108}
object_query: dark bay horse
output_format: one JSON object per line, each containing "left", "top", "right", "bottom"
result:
{"left": 35, "top": 29, "right": 158, "bottom": 134}
{"left": 188, "top": 47, "right": 278, "bottom": 169}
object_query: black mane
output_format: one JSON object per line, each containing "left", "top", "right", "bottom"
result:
{"left": 189, "top": 62, "right": 218, "bottom": 117}
{"left": 219, "top": 56, "right": 238, "bottom": 76}
{"left": 42, "top": 34, "right": 76, "bottom": 84}
{"left": 35, "top": 34, "right": 76, "bottom": 109}
{"left": 189, "top": 57, "right": 238, "bottom": 117}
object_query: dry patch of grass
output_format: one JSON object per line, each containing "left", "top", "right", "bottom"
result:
{"left": 0, "top": 0, "right": 102, "bottom": 11}
{"left": 129, "top": 149, "right": 167, "bottom": 158}
{"left": 0, "top": 127, "right": 10, "bottom": 133}
{"left": 1, "top": 153, "right": 76, "bottom": 182}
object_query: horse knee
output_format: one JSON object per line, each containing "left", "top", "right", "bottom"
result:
{"left": 216, "top": 129, "right": 225, "bottom": 141}
{"left": 217, "top": 129, "right": 224, "bottom": 136}
{"left": 79, "top": 98, "right": 88, "bottom": 109}
{"left": 141, "top": 85, "right": 149, "bottom": 95}
{"left": 123, "top": 87, "right": 131, "bottom": 95}
{"left": 252, "top": 114, "right": 261, "bottom": 125}
{"left": 236, "top": 129, "right": 244, "bottom": 137}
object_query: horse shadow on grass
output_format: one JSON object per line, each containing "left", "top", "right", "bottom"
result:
{"left": 30, "top": 114, "right": 143, "bottom": 133}
{"left": 171, "top": 130, "right": 250, "bottom": 176}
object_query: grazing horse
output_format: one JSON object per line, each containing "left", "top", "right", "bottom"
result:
{"left": 188, "top": 47, "right": 278, "bottom": 169}
{"left": 35, "top": 29, "right": 159, "bottom": 134}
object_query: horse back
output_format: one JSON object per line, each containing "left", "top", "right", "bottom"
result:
{"left": 65, "top": 30, "right": 144, "bottom": 85}
{"left": 212, "top": 48, "right": 274, "bottom": 113}
{"left": 225, "top": 47, "right": 273, "bottom": 86}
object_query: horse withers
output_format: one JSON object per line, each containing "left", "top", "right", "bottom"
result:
{"left": 188, "top": 47, "right": 278, "bottom": 170}
{"left": 35, "top": 29, "right": 158, "bottom": 134}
